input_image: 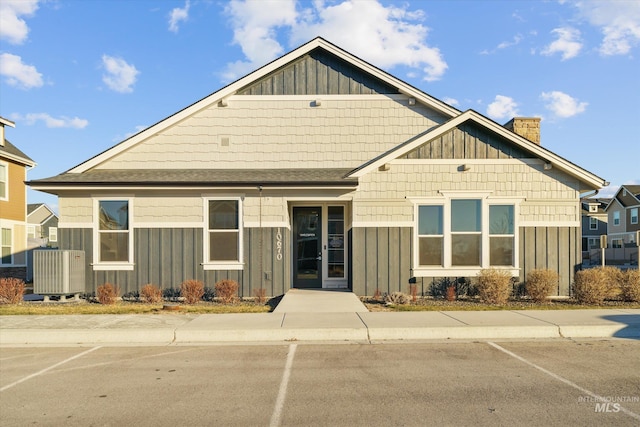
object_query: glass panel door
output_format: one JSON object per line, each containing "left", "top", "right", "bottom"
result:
{"left": 293, "top": 207, "right": 322, "bottom": 288}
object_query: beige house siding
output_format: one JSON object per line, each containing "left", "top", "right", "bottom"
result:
{"left": 97, "top": 96, "right": 447, "bottom": 170}
{"left": 59, "top": 196, "right": 93, "bottom": 225}
{"left": 135, "top": 196, "right": 203, "bottom": 225}
{"left": 353, "top": 160, "right": 581, "bottom": 225}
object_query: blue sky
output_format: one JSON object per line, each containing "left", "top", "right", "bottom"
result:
{"left": 1, "top": 0, "right": 639, "bottom": 212}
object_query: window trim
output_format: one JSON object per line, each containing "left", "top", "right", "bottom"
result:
{"left": 92, "top": 197, "right": 134, "bottom": 271}
{"left": 589, "top": 217, "right": 598, "bottom": 230}
{"left": 613, "top": 211, "right": 620, "bottom": 226}
{"left": 49, "top": 227, "right": 58, "bottom": 243}
{"left": 0, "top": 160, "right": 8, "bottom": 201}
{"left": 1, "top": 227, "right": 12, "bottom": 265}
{"left": 412, "top": 194, "right": 520, "bottom": 276}
{"left": 203, "top": 197, "right": 243, "bottom": 270}
{"left": 631, "top": 208, "right": 638, "bottom": 225}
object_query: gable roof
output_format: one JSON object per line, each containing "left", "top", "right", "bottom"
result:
{"left": 605, "top": 184, "right": 640, "bottom": 210}
{"left": 0, "top": 139, "right": 35, "bottom": 167}
{"left": 66, "top": 37, "right": 460, "bottom": 174}
{"left": 347, "top": 109, "right": 608, "bottom": 190}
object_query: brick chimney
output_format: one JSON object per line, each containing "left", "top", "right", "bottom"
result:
{"left": 504, "top": 117, "right": 540, "bottom": 145}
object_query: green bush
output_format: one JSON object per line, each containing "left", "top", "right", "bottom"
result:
{"left": 476, "top": 269, "right": 513, "bottom": 304}
{"left": 525, "top": 269, "right": 559, "bottom": 302}
{"left": 0, "top": 277, "right": 25, "bottom": 304}
{"left": 621, "top": 269, "right": 640, "bottom": 302}
{"left": 214, "top": 279, "right": 239, "bottom": 304}
{"left": 180, "top": 280, "right": 205, "bottom": 304}
{"left": 97, "top": 283, "right": 119, "bottom": 305}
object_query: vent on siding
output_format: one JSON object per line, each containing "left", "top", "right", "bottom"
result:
{"left": 220, "top": 136, "right": 230, "bottom": 147}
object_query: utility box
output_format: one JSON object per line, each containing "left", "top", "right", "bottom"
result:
{"left": 34, "top": 250, "right": 85, "bottom": 301}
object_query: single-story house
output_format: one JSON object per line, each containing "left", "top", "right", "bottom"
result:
{"left": 29, "top": 37, "right": 608, "bottom": 297}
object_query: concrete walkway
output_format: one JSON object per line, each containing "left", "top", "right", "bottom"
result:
{"left": 1, "top": 308, "right": 639, "bottom": 346}
{"left": 273, "top": 289, "right": 368, "bottom": 313}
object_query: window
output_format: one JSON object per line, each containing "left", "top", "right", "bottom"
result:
{"left": 588, "top": 237, "right": 599, "bottom": 250}
{"left": 49, "top": 227, "right": 57, "bottom": 243}
{"left": 206, "top": 199, "right": 242, "bottom": 267}
{"left": 27, "top": 226, "right": 36, "bottom": 238}
{"left": 589, "top": 217, "right": 598, "bottom": 230}
{"left": 631, "top": 208, "right": 638, "bottom": 225}
{"left": 327, "top": 206, "right": 345, "bottom": 278}
{"left": 613, "top": 211, "right": 620, "bottom": 226}
{"left": 98, "top": 200, "right": 130, "bottom": 263}
{"left": 612, "top": 238, "right": 623, "bottom": 249}
{"left": 418, "top": 205, "right": 443, "bottom": 266}
{"left": 0, "top": 162, "right": 7, "bottom": 200}
{"left": 489, "top": 205, "right": 514, "bottom": 266}
{"left": 451, "top": 200, "right": 481, "bottom": 266}
{"left": 1, "top": 228, "right": 11, "bottom": 265}
{"left": 415, "top": 197, "right": 517, "bottom": 274}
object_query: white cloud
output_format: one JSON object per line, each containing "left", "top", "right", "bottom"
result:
{"left": 114, "top": 125, "right": 147, "bottom": 142}
{"left": 0, "top": 0, "right": 39, "bottom": 44}
{"left": 101, "top": 55, "right": 139, "bottom": 93}
{"left": 222, "top": 0, "right": 447, "bottom": 82}
{"left": 168, "top": 0, "right": 190, "bottom": 33}
{"left": 486, "top": 95, "right": 519, "bottom": 121}
{"left": 541, "top": 91, "right": 587, "bottom": 118}
{"left": 12, "top": 112, "right": 88, "bottom": 129}
{"left": 442, "top": 97, "right": 459, "bottom": 107}
{"left": 541, "top": 27, "right": 582, "bottom": 60}
{"left": 497, "top": 34, "right": 523, "bottom": 50}
{"left": 574, "top": 0, "right": 640, "bottom": 56}
{"left": 0, "top": 53, "right": 43, "bottom": 89}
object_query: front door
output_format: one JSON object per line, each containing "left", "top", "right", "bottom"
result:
{"left": 293, "top": 206, "right": 322, "bottom": 288}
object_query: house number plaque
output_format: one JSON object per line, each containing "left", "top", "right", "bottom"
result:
{"left": 276, "top": 228, "right": 283, "bottom": 261}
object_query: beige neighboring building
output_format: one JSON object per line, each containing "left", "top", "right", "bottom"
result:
{"left": 1, "top": 117, "right": 36, "bottom": 281}
{"left": 29, "top": 38, "right": 608, "bottom": 296}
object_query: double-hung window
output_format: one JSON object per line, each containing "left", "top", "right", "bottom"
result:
{"left": 589, "top": 217, "right": 598, "bottom": 230}
{"left": 418, "top": 205, "right": 443, "bottom": 266}
{"left": 95, "top": 199, "right": 133, "bottom": 270}
{"left": 631, "top": 208, "right": 638, "bottom": 225}
{"left": 205, "top": 199, "right": 242, "bottom": 269}
{"left": 1, "top": 228, "right": 11, "bottom": 265}
{"left": 489, "top": 205, "right": 514, "bottom": 266}
{"left": 0, "top": 161, "right": 7, "bottom": 200}
{"left": 613, "top": 211, "right": 620, "bottom": 226}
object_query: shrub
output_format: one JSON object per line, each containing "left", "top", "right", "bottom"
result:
{"left": 384, "top": 291, "right": 411, "bottom": 305}
{"left": 621, "top": 269, "right": 640, "bottom": 302}
{"left": 97, "top": 283, "right": 119, "bottom": 305}
{"left": 180, "top": 280, "right": 205, "bottom": 304}
{"left": 203, "top": 287, "right": 216, "bottom": 302}
{"left": 253, "top": 288, "right": 267, "bottom": 304}
{"left": 214, "top": 279, "right": 239, "bottom": 304}
{"left": 0, "top": 277, "right": 25, "bottom": 304}
{"left": 430, "top": 277, "right": 474, "bottom": 299}
{"left": 601, "top": 266, "right": 624, "bottom": 299}
{"left": 476, "top": 269, "right": 513, "bottom": 305}
{"left": 525, "top": 269, "right": 559, "bottom": 302}
{"left": 140, "top": 284, "right": 163, "bottom": 304}
{"left": 573, "top": 269, "right": 608, "bottom": 304}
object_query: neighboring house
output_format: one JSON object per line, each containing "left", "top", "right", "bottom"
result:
{"left": 29, "top": 38, "right": 608, "bottom": 297}
{"left": 580, "top": 197, "right": 609, "bottom": 265}
{"left": 0, "top": 117, "right": 36, "bottom": 281}
{"left": 27, "top": 203, "right": 59, "bottom": 247}
{"left": 25, "top": 203, "right": 59, "bottom": 282}
{"left": 604, "top": 185, "right": 640, "bottom": 265}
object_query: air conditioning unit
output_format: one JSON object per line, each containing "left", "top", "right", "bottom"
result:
{"left": 34, "top": 250, "right": 85, "bottom": 300}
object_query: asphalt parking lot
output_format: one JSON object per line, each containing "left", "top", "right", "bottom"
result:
{"left": 1, "top": 339, "right": 639, "bottom": 426}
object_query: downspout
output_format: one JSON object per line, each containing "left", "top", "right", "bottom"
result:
{"left": 258, "top": 185, "right": 263, "bottom": 293}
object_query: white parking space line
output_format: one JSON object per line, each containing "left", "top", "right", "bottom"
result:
{"left": 270, "top": 344, "right": 297, "bottom": 427}
{"left": 0, "top": 346, "right": 102, "bottom": 392}
{"left": 487, "top": 341, "right": 640, "bottom": 422}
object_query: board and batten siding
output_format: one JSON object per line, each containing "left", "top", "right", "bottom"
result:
{"left": 237, "top": 48, "right": 400, "bottom": 96}
{"left": 59, "top": 227, "right": 290, "bottom": 296}
{"left": 351, "top": 225, "right": 580, "bottom": 296}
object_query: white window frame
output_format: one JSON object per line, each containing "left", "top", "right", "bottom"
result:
{"left": 587, "top": 237, "right": 599, "bottom": 250}
{"left": 613, "top": 211, "right": 620, "bottom": 226}
{"left": 203, "top": 197, "right": 243, "bottom": 270}
{"left": 412, "top": 193, "right": 520, "bottom": 277}
{"left": 92, "top": 197, "right": 134, "bottom": 271}
{"left": 589, "top": 217, "right": 598, "bottom": 230}
{"left": 611, "top": 238, "right": 623, "bottom": 249}
{"left": 49, "top": 227, "right": 58, "bottom": 243}
{"left": 631, "top": 208, "right": 638, "bottom": 225}
{"left": 1, "top": 227, "right": 12, "bottom": 265}
{"left": 27, "top": 225, "right": 36, "bottom": 238}
{"left": 0, "top": 160, "right": 8, "bottom": 201}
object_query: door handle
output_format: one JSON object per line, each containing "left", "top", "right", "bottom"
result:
{"left": 316, "top": 253, "right": 322, "bottom": 261}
